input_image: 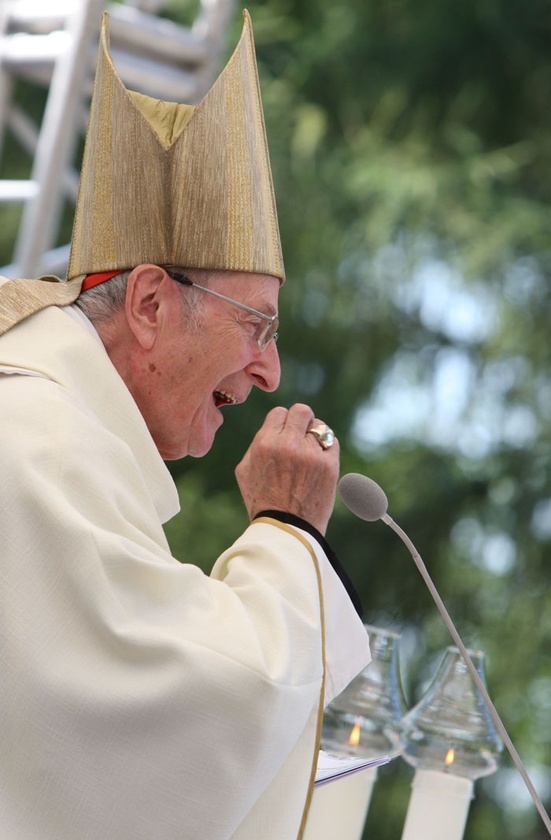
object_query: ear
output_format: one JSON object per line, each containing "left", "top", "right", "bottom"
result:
{"left": 124, "top": 264, "right": 170, "bottom": 350}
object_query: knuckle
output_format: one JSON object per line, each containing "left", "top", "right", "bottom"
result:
{"left": 267, "top": 405, "right": 288, "bottom": 421}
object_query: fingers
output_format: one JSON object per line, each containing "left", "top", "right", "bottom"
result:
{"left": 280, "top": 403, "right": 315, "bottom": 434}
{"left": 262, "top": 404, "right": 337, "bottom": 447}
{"left": 247, "top": 404, "right": 339, "bottom": 462}
{"left": 235, "top": 403, "right": 340, "bottom": 534}
{"left": 260, "top": 404, "right": 313, "bottom": 436}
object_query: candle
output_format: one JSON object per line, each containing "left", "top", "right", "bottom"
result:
{"left": 302, "top": 768, "right": 377, "bottom": 840}
{"left": 399, "top": 647, "right": 502, "bottom": 840}
{"left": 307, "top": 625, "right": 405, "bottom": 839}
{"left": 400, "top": 769, "right": 473, "bottom": 840}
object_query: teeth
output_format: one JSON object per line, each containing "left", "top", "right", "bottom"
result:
{"left": 215, "top": 389, "right": 237, "bottom": 405}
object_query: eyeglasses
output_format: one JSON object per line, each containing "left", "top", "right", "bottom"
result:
{"left": 166, "top": 270, "right": 279, "bottom": 351}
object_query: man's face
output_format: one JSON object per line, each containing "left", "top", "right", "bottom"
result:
{"left": 135, "top": 271, "right": 281, "bottom": 460}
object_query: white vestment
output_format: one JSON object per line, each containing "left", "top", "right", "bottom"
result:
{"left": 0, "top": 306, "right": 370, "bottom": 840}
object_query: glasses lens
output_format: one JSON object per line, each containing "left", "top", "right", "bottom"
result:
{"left": 257, "top": 317, "right": 279, "bottom": 350}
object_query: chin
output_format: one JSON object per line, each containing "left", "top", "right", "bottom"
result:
{"left": 160, "top": 434, "right": 216, "bottom": 461}
{"left": 155, "top": 411, "right": 221, "bottom": 460}
{"left": 155, "top": 436, "right": 191, "bottom": 461}
{"left": 185, "top": 438, "right": 216, "bottom": 459}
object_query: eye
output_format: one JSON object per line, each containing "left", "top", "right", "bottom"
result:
{"left": 239, "top": 314, "right": 263, "bottom": 334}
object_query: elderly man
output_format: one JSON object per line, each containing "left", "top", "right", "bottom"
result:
{"left": 0, "top": 11, "right": 370, "bottom": 840}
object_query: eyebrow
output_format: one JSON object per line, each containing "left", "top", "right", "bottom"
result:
{"left": 261, "top": 303, "right": 277, "bottom": 317}
{"left": 238, "top": 299, "right": 277, "bottom": 318}
{"left": 167, "top": 269, "right": 278, "bottom": 319}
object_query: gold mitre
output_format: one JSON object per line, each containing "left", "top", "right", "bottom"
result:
{"left": 67, "top": 9, "right": 285, "bottom": 282}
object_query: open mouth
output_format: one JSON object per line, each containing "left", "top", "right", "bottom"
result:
{"left": 213, "top": 389, "right": 237, "bottom": 408}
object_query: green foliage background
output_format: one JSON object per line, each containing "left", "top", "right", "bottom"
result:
{"left": 2, "top": 1, "right": 550, "bottom": 836}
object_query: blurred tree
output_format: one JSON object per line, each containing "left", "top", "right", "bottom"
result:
{"left": 2, "top": 0, "right": 551, "bottom": 836}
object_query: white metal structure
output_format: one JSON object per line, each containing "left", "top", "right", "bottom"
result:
{"left": 0, "top": 0, "right": 236, "bottom": 278}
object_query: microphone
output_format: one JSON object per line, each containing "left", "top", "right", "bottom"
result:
{"left": 339, "top": 472, "right": 551, "bottom": 836}
{"left": 338, "top": 474, "right": 389, "bottom": 522}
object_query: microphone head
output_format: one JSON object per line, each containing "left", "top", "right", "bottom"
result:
{"left": 338, "top": 473, "right": 389, "bottom": 522}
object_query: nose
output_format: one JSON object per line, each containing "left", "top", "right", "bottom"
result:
{"left": 246, "top": 338, "right": 281, "bottom": 392}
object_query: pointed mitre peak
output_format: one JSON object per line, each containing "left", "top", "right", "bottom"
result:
{"left": 67, "top": 9, "right": 285, "bottom": 282}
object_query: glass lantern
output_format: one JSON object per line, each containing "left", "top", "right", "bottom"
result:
{"left": 400, "top": 646, "right": 503, "bottom": 779}
{"left": 321, "top": 624, "right": 407, "bottom": 759}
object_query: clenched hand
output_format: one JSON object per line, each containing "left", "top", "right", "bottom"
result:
{"left": 235, "top": 403, "right": 340, "bottom": 535}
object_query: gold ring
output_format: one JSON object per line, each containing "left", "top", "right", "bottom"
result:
{"left": 307, "top": 423, "right": 335, "bottom": 450}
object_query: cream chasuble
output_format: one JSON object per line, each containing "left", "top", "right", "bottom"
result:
{"left": 0, "top": 306, "right": 370, "bottom": 840}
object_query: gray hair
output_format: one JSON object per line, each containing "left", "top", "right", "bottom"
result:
{"left": 74, "top": 270, "right": 131, "bottom": 323}
{"left": 75, "top": 266, "right": 209, "bottom": 328}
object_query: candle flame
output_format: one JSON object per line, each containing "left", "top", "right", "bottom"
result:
{"left": 349, "top": 720, "right": 361, "bottom": 747}
{"left": 445, "top": 747, "right": 455, "bottom": 767}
